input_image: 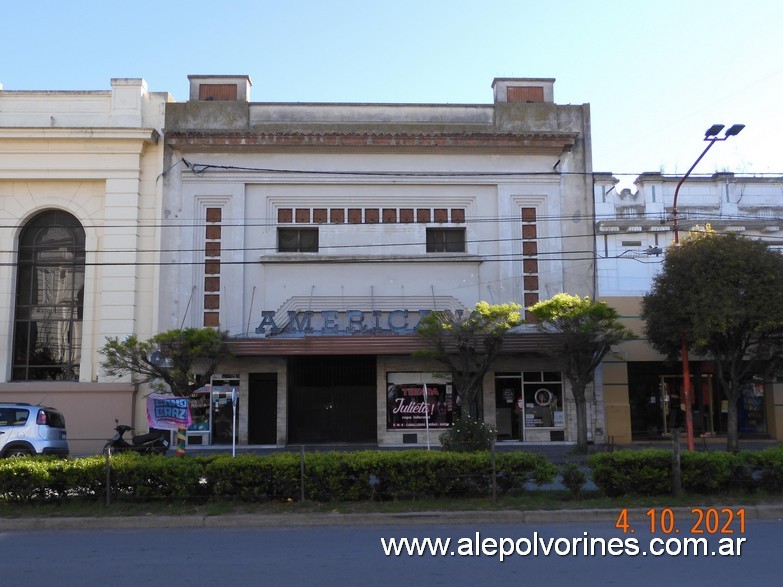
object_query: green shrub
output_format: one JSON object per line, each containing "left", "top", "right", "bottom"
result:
{"left": 749, "top": 446, "right": 783, "bottom": 493}
{"left": 589, "top": 449, "right": 672, "bottom": 496}
{"left": 681, "top": 451, "right": 752, "bottom": 494}
{"left": 589, "top": 449, "right": 768, "bottom": 497}
{"left": 297, "top": 450, "right": 555, "bottom": 501}
{"left": 0, "top": 457, "right": 52, "bottom": 501}
{"left": 439, "top": 414, "right": 496, "bottom": 452}
{"left": 47, "top": 456, "right": 105, "bottom": 500}
{"left": 496, "top": 452, "right": 557, "bottom": 493}
{"left": 107, "top": 452, "right": 210, "bottom": 500}
{"left": 560, "top": 463, "right": 587, "bottom": 498}
{"left": 379, "top": 450, "right": 450, "bottom": 499}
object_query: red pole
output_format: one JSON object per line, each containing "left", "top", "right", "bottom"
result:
{"left": 680, "top": 336, "right": 695, "bottom": 451}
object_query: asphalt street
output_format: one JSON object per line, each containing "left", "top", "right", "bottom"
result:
{"left": 2, "top": 520, "right": 782, "bottom": 586}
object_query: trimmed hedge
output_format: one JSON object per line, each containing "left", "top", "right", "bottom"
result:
{"left": 108, "top": 453, "right": 212, "bottom": 499}
{"left": 748, "top": 446, "right": 783, "bottom": 493}
{"left": 590, "top": 449, "right": 672, "bottom": 497}
{"left": 206, "top": 450, "right": 557, "bottom": 502}
{"left": 0, "top": 450, "right": 556, "bottom": 504}
{"left": 3, "top": 447, "right": 782, "bottom": 503}
{"left": 205, "top": 453, "right": 301, "bottom": 501}
{"left": 589, "top": 448, "right": 767, "bottom": 497}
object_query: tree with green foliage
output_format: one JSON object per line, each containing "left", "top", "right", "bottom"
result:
{"left": 641, "top": 231, "right": 783, "bottom": 452}
{"left": 99, "top": 328, "right": 229, "bottom": 455}
{"left": 529, "top": 293, "right": 632, "bottom": 453}
{"left": 415, "top": 301, "right": 523, "bottom": 422}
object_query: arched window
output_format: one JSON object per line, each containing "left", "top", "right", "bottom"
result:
{"left": 13, "top": 211, "right": 85, "bottom": 381}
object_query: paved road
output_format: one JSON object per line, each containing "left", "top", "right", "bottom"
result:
{"left": 1, "top": 519, "right": 780, "bottom": 586}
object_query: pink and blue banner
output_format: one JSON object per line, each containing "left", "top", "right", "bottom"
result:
{"left": 147, "top": 395, "right": 192, "bottom": 430}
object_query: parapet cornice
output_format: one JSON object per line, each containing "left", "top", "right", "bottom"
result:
{"left": 164, "top": 130, "right": 578, "bottom": 153}
{"left": 0, "top": 128, "right": 160, "bottom": 143}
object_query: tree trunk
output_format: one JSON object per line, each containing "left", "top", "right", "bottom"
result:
{"left": 574, "top": 390, "right": 589, "bottom": 454}
{"left": 461, "top": 389, "right": 477, "bottom": 419}
{"left": 715, "top": 362, "right": 741, "bottom": 453}
{"left": 726, "top": 387, "right": 740, "bottom": 453}
{"left": 456, "top": 373, "right": 484, "bottom": 420}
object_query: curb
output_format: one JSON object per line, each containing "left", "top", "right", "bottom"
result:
{"left": 2, "top": 505, "right": 782, "bottom": 531}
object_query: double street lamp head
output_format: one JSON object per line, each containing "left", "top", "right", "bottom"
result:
{"left": 705, "top": 123, "right": 744, "bottom": 140}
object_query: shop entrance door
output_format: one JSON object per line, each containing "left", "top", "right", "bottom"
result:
{"left": 248, "top": 373, "right": 277, "bottom": 444}
{"left": 288, "top": 355, "right": 377, "bottom": 443}
{"left": 659, "top": 374, "right": 715, "bottom": 436}
{"left": 210, "top": 375, "right": 239, "bottom": 445}
{"left": 495, "top": 376, "right": 523, "bottom": 440}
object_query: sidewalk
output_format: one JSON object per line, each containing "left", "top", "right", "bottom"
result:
{"left": 178, "top": 437, "right": 782, "bottom": 464}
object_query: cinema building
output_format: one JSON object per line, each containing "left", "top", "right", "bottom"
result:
{"left": 159, "top": 75, "right": 597, "bottom": 447}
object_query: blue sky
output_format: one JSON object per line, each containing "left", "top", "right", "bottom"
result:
{"left": 3, "top": 0, "right": 782, "bottom": 188}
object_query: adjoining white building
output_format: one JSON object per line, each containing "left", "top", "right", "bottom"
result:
{"left": 595, "top": 171, "right": 783, "bottom": 443}
{"left": 0, "top": 79, "right": 171, "bottom": 454}
{"left": 160, "top": 75, "right": 597, "bottom": 448}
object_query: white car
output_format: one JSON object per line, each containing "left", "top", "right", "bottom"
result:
{"left": 0, "top": 403, "right": 69, "bottom": 457}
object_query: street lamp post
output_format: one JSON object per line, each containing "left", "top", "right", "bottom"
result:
{"left": 671, "top": 123, "right": 744, "bottom": 451}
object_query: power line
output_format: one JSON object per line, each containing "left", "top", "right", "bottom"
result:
{"left": 179, "top": 159, "right": 783, "bottom": 180}
{"left": 12, "top": 222, "right": 737, "bottom": 259}
{"left": 1, "top": 221, "right": 781, "bottom": 262}
{"left": 2, "top": 207, "right": 782, "bottom": 231}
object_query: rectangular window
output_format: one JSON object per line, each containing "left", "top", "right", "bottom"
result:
{"left": 198, "top": 84, "right": 238, "bottom": 101}
{"left": 386, "top": 372, "right": 455, "bottom": 430}
{"left": 507, "top": 86, "right": 544, "bottom": 103}
{"left": 523, "top": 371, "right": 563, "bottom": 429}
{"left": 426, "top": 228, "right": 466, "bottom": 253}
{"left": 278, "top": 228, "right": 319, "bottom": 252}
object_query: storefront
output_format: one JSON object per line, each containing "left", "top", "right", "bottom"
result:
{"left": 627, "top": 361, "right": 769, "bottom": 440}
{"left": 495, "top": 371, "right": 566, "bottom": 442}
{"left": 175, "top": 341, "right": 580, "bottom": 448}
{"left": 287, "top": 355, "right": 377, "bottom": 444}
{"left": 187, "top": 374, "right": 240, "bottom": 445}
{"left": 180, "top": 322, "right": 584, "bottom": 448}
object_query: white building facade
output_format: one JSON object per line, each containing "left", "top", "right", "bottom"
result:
{"left": 160, "top": 75, "right": 597, "bottom": 447}
{"left": 0, "top": 79, "right": 171, "bottom": 454}
{"left": 595, "top": 172, "right": 783, "bottom": 443}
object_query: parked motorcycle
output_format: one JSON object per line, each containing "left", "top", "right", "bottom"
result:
{"left": 103, "top": 419, "right": 169, "bottom": 455}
